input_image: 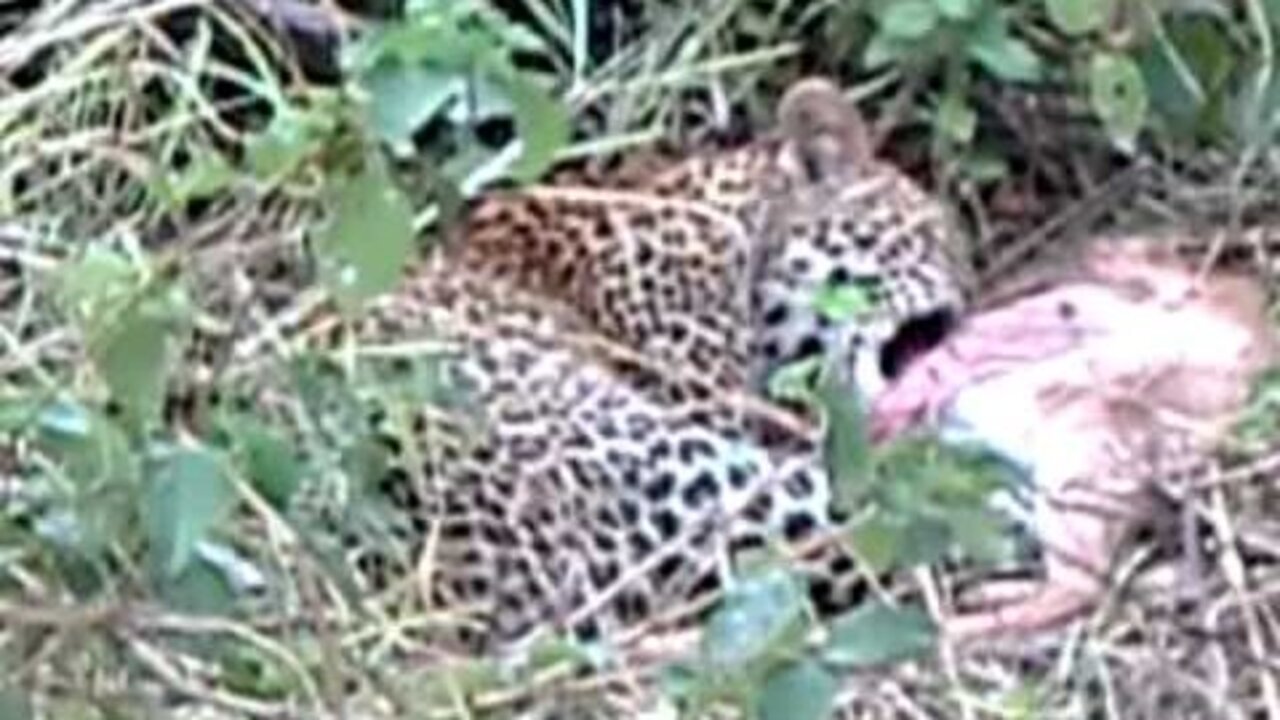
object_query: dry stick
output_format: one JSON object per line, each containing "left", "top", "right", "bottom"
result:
{"left": 0, "top": 0, "right": 204, "bottom": 72}
{"left": 914, "top": 567, "right": 977, "bottom": 720}
{"left": 1206, "top": 481, "right": 1280, "bottom": 720}
{"left": 124, "top": 632, "right": 294, "bottom": 719}
{"left": 978, "top": 162, "right": 1148, "bottom": 286}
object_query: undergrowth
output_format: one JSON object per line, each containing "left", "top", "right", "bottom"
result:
{"left": 2, "top": 1, "right": 1279, "bottom": 719}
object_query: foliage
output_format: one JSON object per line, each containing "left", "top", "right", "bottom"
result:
{"left": 823, "top": 0, "right": 1280, "bottom": 182}
{"left": 1, "top": 0, "right": 1276, "bottom": 718}
{"left": 666, "top": 567, "right": 935, "bottom": 719}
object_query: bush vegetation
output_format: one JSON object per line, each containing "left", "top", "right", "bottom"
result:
{"left": 1, "top": 1, "right": 1278, "bottom": 718}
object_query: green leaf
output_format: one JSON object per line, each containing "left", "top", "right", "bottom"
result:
{"left": 226, "top": 417, "right": 301, "bottom": 510}
{"left": 1140, "top": 16, "right": 1232, "bottom": 135}
{"left": 863, "top": 31, "right": 915, "bottom": 69}
{"left": 894, "top": 513, "right": 953, "bottom": 566}
{"left": 812, "top": 282, "right": 873, "bottom": 323}
{"left": 945, "top": 505, "right": 1018, "bottom": 563}
{"left": 756, "top": 659, "right": 837, "bottom": 720}
{"left": 702, "top": 569, "right": 807, "bottom": 671}
{"left": 363, "top": 63, "right": 461, "bottom": 152}
{"left": 157, "top": 554, "right": 238, "bottom": 616}
{"left": 315, "top": 155, "right": 416, "bottom": 313}
{"left": 92, "top": 287, "right": 190, "bottom": 429}
{"left": 957, "top": 148, "right": 1009, "bottom": 183}
{"left": 144, "top": 446, "right": 234, "bottom": 579}
{"left": 36, "top": 401, "right": 137, "bottom": 494}
{"left": 879, "top": 0, "right": 940, "bottom": 39}
{"left": 1045, "top": 0, "right": 1107, "bottom": 36}
{"left": 245, "top": 107, "right": 333, "bottom": 180}
{"left": 1089, "top": 51, "right": 1149, "bottom": 152}
{"left": 849, "top": 513, "right": 902, "bottom": 573}
{"left": 766, "top": 356, "right": 823, "bottom": 405}
{"left": 817, "top": 368, "right": 871, "bottom": 511}
{"left": 936, "top": 0, "right": 979, "bottom": 20}
{"left": 823, "top": 602, "right": 936, "bottom": 668}
{"left": 501, "top": 74, "right": 571, "bottom": 182}
{"left": 0, "top": 687, "right": 32, "bottom": 720}
{"left": 56, "top": 248, "right": 191, "bottom": 428}
{"left": 937, "top": 91, "right": 978, "bottom": 144}
{"left": 55, "top": 246, "right": 136, "bottom": 321}
{"left": 967, "top": 9, "right": 1043, "bottom": 83}
{"left": 0, "top": 396, "right": 39, "bottom": 433}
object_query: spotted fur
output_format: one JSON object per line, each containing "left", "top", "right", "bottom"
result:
{"left": 450, "top": 78, "right": 973, "bottom": 398}
{"left": 306, "top": 78, "right": 974, "bottom": 652}
{"left": 314, "top": 260, "right": 862, "bottom": 650}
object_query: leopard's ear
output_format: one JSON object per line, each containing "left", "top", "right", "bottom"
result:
{"left": 777, "top": 77, "right": 871, "bottom": 183}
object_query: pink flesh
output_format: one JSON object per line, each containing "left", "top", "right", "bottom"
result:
{"left": 869, "top": 284, "right": 1111, "bottom": 443}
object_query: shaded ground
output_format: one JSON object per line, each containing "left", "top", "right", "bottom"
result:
{"left": 2, "top": 2, "right": 1279, "bottom": 718}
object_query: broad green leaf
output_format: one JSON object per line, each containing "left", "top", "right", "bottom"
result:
{"left": 501, "top": 74, "right": 571, "bottom": 182}
{"left": 315, "top": 155, "right": 415, "bottom": 313}
{"left": 894, "top": 513, "right": 954, "bottom": 566}
{"left": 363, "top": 63, "right": 461, "bottom": 151}
{"left": 957, "top": 148, "right": 1009, "bottom": 183}
{"left": 824, "top": 602, "right": 936, "bottom": 668}
{"left": 879, "top": 0, "right": 939, "bottom": 39}
{"left": 849, "top": 513, "right": 903, "bottom": 573}
{"left": 55, "top": 246, "right": 135, "bottom": 321}
{"left": 32, "top": 402, "right": 138, "bottom": 559}
{"left": 1140, "top": 16, "right": 1233, "bottom": 135}
{"left": 937, "top": 91, "right": 978, "bottom": 144}
{"left": 812, "top": 282, "right": 873, "bottom": 323}
{"left": 144, "top": 446, "right": 234, "bottom": 579}
{"left": 1227, "top": 48, "right": 1280, "bottom": 146}
{"left": 936, "top": 0, "right": 978, "bottom": 20}
{"left": 36, "top": 401, "right": 137, "bottom": 495}
{"left": 702, "top": 569, "right": 807, "bottom": 670}
{"left": 1266, "top": 0, "right": 1280, "bottom": 28}
{"left": 245, "top": 107, "right": 332, "bottom": 180}
{"left": 0, "top": 396, "right": 39, "bottom": 433}
{"left": 56, "top": 248, "right": 191, "bottom": 428}
{"left": 446, "top": 76, "right": 519, "bottom": 123}
{"left": 227, "top": 417, "right": 301, "bottom": 510}
{"left": 817, "top": 368, "right": 871, "bottom": 511}
{"left": 863, "top": 31, "right": 915, "bottom": 69}
{"left": 157, "top": 554, "right": 238, "bottom": 616}
{"left": 756, "top": 659, "right": 837, "bottom": 720}
{"left": 0, "top": 688, "right": 32, "bottom": 720}
{"left": 766, "top": 356, "right": 822, "bottom": 405}
{"left": 967, "top": 9, "right": 1043, "bottom": 83}
{"left": 945, "top": 505, "right": 1018, "bottom": 563}
{"left": 91, "top": 286, "right": 190, "bottom": 429}
{"left": 1089, "top": 51, "right": 1149, "bottom": 151}
{"left": 1045, "top": 0, "right": 1107, "bottom": 36}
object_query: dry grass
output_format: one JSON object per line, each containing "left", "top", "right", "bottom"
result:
{"left": 2, "top": 1, "right": 1279, "bottom": 719}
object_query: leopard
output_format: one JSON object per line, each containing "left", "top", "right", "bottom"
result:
{"left": 446, "top": 76, "right": 974, "bottom": 401}
{"left": 302, "top": 260, "right": 866, "bottom": 652}
{"left": 288, "top": 77, "right": 977, "bottom": 655}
